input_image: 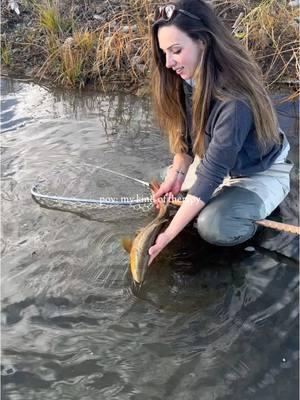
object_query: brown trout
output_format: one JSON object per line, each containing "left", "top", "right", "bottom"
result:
{"left": 122, "top": 180, "right": 169, "bottom": 283}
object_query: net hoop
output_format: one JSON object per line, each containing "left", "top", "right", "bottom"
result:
{"left": 31, "top": 184, "right": 153, "bottom": 206}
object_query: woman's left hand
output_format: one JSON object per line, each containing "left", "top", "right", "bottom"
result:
{"left": 148, "top": 194, "right": 205, "bottom": 266}
{"left": 148, "top": 231, "right": 172, "bottom": 266}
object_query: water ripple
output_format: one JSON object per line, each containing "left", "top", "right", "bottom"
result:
{"left": 1, "top": 78, "right": 299, "bottom": 400}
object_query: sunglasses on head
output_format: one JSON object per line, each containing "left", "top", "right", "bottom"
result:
{"left": 154, "top": 4, "right": 201, "bottom": 22}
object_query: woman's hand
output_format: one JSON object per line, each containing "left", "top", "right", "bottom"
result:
{"left": 148, "top": 231, "right": 172, "bottom": 266}
{"left": 152, "top": 169, "right": 184, "bottom": 207}
{"left": 153, "top": 153, "right": 193, "bottom": 207}
{"left": 148, "top": 194, "right": 205, "bottom": 266}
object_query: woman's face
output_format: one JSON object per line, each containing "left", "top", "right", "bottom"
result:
{"left": 157, "top": 25, "right": 204, "bottom": 80}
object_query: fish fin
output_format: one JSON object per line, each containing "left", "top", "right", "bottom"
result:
{"left": 149, "top": 179, "right": 161, "bottom": 193}
{"left": 121, "top": 237, "right": 133, "bottom": 253}
{"left": 157, "top": 197, "right": 170, "bottom": 218}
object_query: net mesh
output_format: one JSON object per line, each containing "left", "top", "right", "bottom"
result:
{"left": 32, "top": 196, "right": 154, "bottom": 221}
{"left": 31, "top": 167, "right": 156, "bottom": 221}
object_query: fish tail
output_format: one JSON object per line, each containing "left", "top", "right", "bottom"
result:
{"left": 132, "top": 280, "right": 143, "bottom": 294}
{"left": 137, "top": 282, "right": 142, "bottom": 294}
{"left": 157, "top": 197, "right": 169, "bottom": 219}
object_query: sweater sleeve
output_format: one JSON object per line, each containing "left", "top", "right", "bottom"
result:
{"left": 188, "top": 100, "right": 254, "bottom": 203}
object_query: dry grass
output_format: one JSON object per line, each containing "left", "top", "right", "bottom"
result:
{"left": 34, "top": 0, "right": 155, "bottom": 89}
{"left": 1, "top": 38, "right": 11, "bottom": 66}
{"left": 91, "top": 0, "right": 154, "bottom": 90}
{"left": 235, "top": 0, "right": 299, "bottom": 86}
{"left": 93, "top": 11, "right": 151, "bottom": 82}
{"left": 35, "top": 1, "right": 93, "bottom": 87}
{"left": 58, "top": 30, "right": 95, "bottom": 87}
{"left": 38, "top": 4, "right": 72, "bottom": 36}
{"left": 222, "top": 0, "right": 299, "bottom": 98}
{"left": 19, "top": 0, "right": 298, "bottom": 94}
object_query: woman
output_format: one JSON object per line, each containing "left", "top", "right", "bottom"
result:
{"left": 148, "top": 0, "right": 292, "bottom": 265}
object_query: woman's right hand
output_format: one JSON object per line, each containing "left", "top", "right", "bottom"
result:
{"left": 152, "top": 167, "right": 185, "bottom": 207}
{"left": 152, "top": 153, "right": 193, "bottom": 207}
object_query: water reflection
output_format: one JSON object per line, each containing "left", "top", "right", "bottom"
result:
{"left": 1, "top": 78, "right": 299, "bottom": 400}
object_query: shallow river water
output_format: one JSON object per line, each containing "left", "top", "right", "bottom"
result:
{"left": 1, "top": 78, "right": 299, "bottom": 400}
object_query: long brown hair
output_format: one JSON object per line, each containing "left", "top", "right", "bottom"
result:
{"left": 151, "top": 0, "right": 280, "bottom": 157}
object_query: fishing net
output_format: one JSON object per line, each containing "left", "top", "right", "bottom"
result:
{"left": 31, "top": 164, "right": 300, "bottom": 232}
{"left": 31, "top": 166, "right": 157, "bottom": 221}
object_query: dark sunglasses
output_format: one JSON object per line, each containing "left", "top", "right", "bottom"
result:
{"left": 154, "top": 4, "right": 201, "bottom": 22}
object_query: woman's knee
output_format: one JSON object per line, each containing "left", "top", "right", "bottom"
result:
{"left": 196, "top": 187, "right": 266, "bottom": 246}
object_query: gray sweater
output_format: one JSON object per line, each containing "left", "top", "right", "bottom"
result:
{"left": 182, "top": 81, "right": 284, "bottom": 203}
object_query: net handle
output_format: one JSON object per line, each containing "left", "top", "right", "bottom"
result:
{"left": 170, "top": 199, "right": 300, "bottom": 235}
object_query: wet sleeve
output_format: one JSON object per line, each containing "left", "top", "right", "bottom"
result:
{"left": 188, "top": 100, "right": 254, "bottom": 203}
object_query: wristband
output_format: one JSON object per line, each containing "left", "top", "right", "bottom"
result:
{"left": 175, "top": 169, "right": 186, "bottom": 176}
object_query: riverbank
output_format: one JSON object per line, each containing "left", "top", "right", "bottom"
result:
{"left": 1, "top": 0, "right": 299, "bottom": 96}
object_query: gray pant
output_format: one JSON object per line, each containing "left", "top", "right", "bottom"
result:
{"left": 196, "top": 186, "right": 266, "bottom": 246}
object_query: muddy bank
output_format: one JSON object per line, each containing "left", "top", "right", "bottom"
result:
{"left": 1, "top": 0, "right": 299, "bottom": 95}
